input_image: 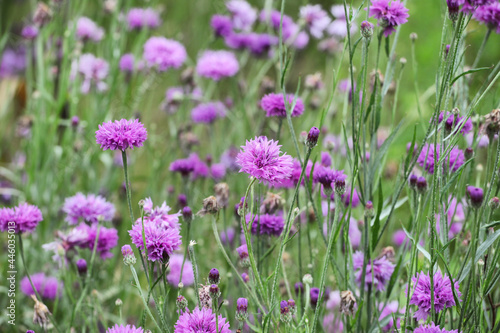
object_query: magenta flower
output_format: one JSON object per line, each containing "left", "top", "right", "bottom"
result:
{"left": 95, "top": 119, "right": 147, "bottom": 151}
{"left": 246, "top": 213, "right": 284, "bottom": 237}
{"left": 106, "top": 324, "right": 144, "bottom": 333}
{"left": 417, "top": 144, "right": 465, "bottom": 174}
{"left": 143, "top": 37, "right": 187, "bottom": 71}
{"left": 211, "top": 163, "right": 227, "bottom": 180}
{"left": 196, "top": 50, "right": 239, "bottom": 80}
{"left": 236, "top": 136, "right": 294, "bottom": 185}
{"left": 75, "top": 53, "right": 109, "bottom": 94}
{"left": 76, "top": 224, "right": 119, "bottom": 259}
{"left": 191, "top": 102, "right": 227, "bottom": 124}
{"left": 378, "top": 301, "right": 402, "bottom": 331}
{"left": 167, "top": 253, "right": 194, "bottom": 286}
{"left": 226, "top": 0, "right": 257, "bottom": 31}
{"left": 434, "top": 111, "right": 473, "bottom": 135}
{"left": 414, "top": 323, "right": 459, "bottom": 333}
{"left": 76, "top": 17, "right": 104, "bottom": 42}
{"left": 127, "top": 8, "right": 161, "bottom": 30}
{"left": 368, "top": 0, "right": 409, "bottom": 36}
{"left": 119, "top": 54, "right": 135, "bottom": 72}
{"left": 0, "top": 202, "right": 42, "bottom": 233}
{"left": 408, "top": 271, "right": 461, "bottom": 321}
{"left": 20, "top": 272, "right": 63, "bottom": 300}
{"left": 174, "top": 307, "right": 231, "bottom": 333}
{"left": 21, "top": 25, "right": 39, "bottom": 40}
{"left": 62, "top": 193, "right": 115, "bottom": 225}
{"left": 353, "top": 251, "right": 395, "bottom": 291}
{"left": 299, "top": 4, "right": 332, "bottom": 39}
{"left": 473, "top": 2, "right": 500, "bottom": 33}
{"left": 260, "top": 93, "right": 305, "bottom": 118}
{"left": 211, "top": 15, "right": 233, "bottom": 37}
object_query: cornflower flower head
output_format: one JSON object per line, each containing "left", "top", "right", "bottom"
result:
{"left": 408, "top": 271, "right": 461, "bottom": 321}
{"left": 211, "top": 15, "right": 233, "bottom": 37}
{"left": 328, "top": 5, "right": 358, "bottom": 38}
{"left": 127, "top": 8, "right": 161, "bottom": 30}
{"left": 174, "top": 307, "right": 231, "bottom": 333}
{"left": 473, "top": 2, "right": 500, "bottom": 33}
{"left": 76, "top": 224, "right": 119, "bottom": 259}
{"left": 20, "top": 272, "right": 63, "bottom": 300}
{"left": 353, "top": 251, "right": 395, "bottom": 291}
{"left": 191, "top": 102, "right": 227, "bottom": 124}
{"left": 129, "top": 217, "right": 182, "bottom": 262}
{"left": 140, "top": 198, "right": 181, "bottom": 230}
{"left": 75, "top": 53, "right": 109, "bottom": 94}
{"left": 236, "top": 136, "right": 294, "bottom": 185}
{"left": 435, "top": 111, "right": 473, "bottom": 135}
{"left": 299, "top": 4, "right": 332, "bottom": 39}
{"left": 76, "top": 17, "right": 104, "bottom": 42}
{"left": 170, "top": 158, "right": 195, "bottom": 177}
{"left": 246, "top": 212, "right": 285, "bottom": 237}
{"left": 21, "top": 25, "right": 39, "bottom": 40}
{"left": 196, "top": 50, "right": 239, "bottom": 80}
{"left": 417, "top": 143, "right": 465, "bottom": 174}
{"left": 62, "top": 193, "right": 115, "bottom": 225}
{"left": 143, "top": 37, "right": 187, "bottom": 71}
{"left": 95, "top": 119, "right": 147, "bottom": 151}
{"left": 0, "top": 202, "right": 42, "bottom": 233}
{"left": 368, "top": 0, "right": 410, "bottom": 36}
{"left": 167, "top": 253, "right": 195, "bottom": 286}
{"left": 226, "top": 0, "right": 257, "bottom": 31}
{"left": 106, "top": 324, "right": 144, "bottom": 333}
{"left": 414, "top": 323, "right": 459, "bottom": 333}
{"left": 260, "top": 93, "right": 304, "bottom": 118}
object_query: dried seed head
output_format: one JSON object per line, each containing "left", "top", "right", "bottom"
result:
{"left": 214, "top": 183, "right": 230, "bottom": 208}
{"left": 197, "top": 196, "right": 220, "bottom": 216}
{"left": 31, "top": 295, "right": 51, "bottom": 327}
{"left": 340, "top": 290, "right": 356, "bottom": 316}
{"left": 260, "top": 192, "right": 285, "bottom": 214}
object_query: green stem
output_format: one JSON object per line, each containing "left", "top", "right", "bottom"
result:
{"left": 129, "top": 266, "right": 162, "bottom": 331}
{"left": 188, "top": 241, "right": 201, "bottom": 308}
{"left": 122, "top": 151, "right": 134, "bottom": 223}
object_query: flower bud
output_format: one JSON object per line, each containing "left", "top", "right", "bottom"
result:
{"left": 121, "top": 244, "right": 136, "bottom": 265}
{"left": 489, "top": 197, "right": 500, "bottom": 210}
{"left": 466, "top": 186, "right": 484, "bottom": 209}
{"left": 306, "top": 126, "right": 320, "bottom": 149}
{"left": 236, "top": 297, "right": 249, "bottom": 321}
{"left": 303, "top": 274, "right": 313, "bottom": 285}
{"left": 288, "top": 299, "right": 296, "bottom": 315}
{"left": 410, "top": 32, "right": 418, "bottom": 41}
{"left": 182, "top": 206, "right": 193, "bottom": 224}
{"left": 178, "top": 194, "right": 187, "bottom": 208}
{"left": 71, "top": 116, "right": 80, "bottom": 128}
{"left": 76, "top": 258, "right": 87, "bottom": 275}
{"left": 176, "top": 295, "right": 188, "bottom": 312}
{"left": 416, "top": 176, "right": 427, "bottom": 194}
{"left": 335, "top": 179, "right": 346, "bottom": 195}
{"left": 115, "top": 298, "right": 123, "bottom": 307}
{"left": 294, "top": 282, "right": 304, "bottom": 296}
{"left": 409, "top": 174, "right": 418, "bottom": 189}
{"left": 360, "top": 21, "right": 374, "bottom": 38}
{"left": 310, "top": 288, "right": 320, "bottom": 308}
{"left": 208, "top": 268, "right": 220, "bottom": 285}
{"left": 241, "top": 272, "right": 250, "bottom": 283}
{"left": 280, "top": 300, "right": 292, "bottom": 323}
{"left": 465, "top": 147, "right": 474, "bottom": 160}
{"left": 209, "top": 284, "right": 220, "bottom": 299}
{"left": 365, "top": 201, "right": 375, "bottom": 218}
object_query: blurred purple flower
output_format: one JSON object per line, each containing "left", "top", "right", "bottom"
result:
{"left": 76, "top": 17, "right": 104, "bottom": 42}
{"left": 353, "top": 251, "right": 395, "bottom": 291}
{"left": 127, "top": 8, "right": 161, "bottom": 30}
{"left": 368, "top": 0, "right": 409, "bottom": 36}
{"left": 143, "top": 37, "right": 186, "bottom": 71}
{"left": 62, "top": 192, "right": 115, "bottom": 225}
{"left": 260, "top": 93, "right": 304, "bottom": 118}
{"left": 167, "top": 253, "right": 194, "bottom": 286}
{"left": 299, "top": 5, "right": 332, "bottom": 39}
{"left": 196, "top": 50, "right": 239, "bottom": 80}
{"left": 20, "top": 272, "right": 63, "bottom": 300}
{"left": 226, "top": 0, "right": 257, "bottom": 31}
{"left": 75, "top": 53, "right": 109, "bottom": 94}
{"left": 0, "top": 202, "right": 42, "bottom": 234}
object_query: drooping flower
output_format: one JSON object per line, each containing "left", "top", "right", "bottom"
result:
{"left": 246, "top": 213, "right": 284, "bottom": 237}
{"left": 236, "top": 136, "right": 294, "bottom": 185}
{"left": 353, "top": 251, "right": 395, "bottom": 291}
{"left": 299, "top": 5, "right": 332, "bottom": 39}
{"left": 408, "top": 271, "right": 461, "bottom": 321}
{"left": 76, "top": 17, "right": 104, "bottom": 42}
{"left": 129, "top": 218, "right": 182, "bottom": 262}
{"left": 106, "top": 324, "right": 145, "bottom": 333}
{"left": 95, "top": 119, "right": 147, "bottom": 151}
{"left": 414, "top": 322, "right": 459, "bottom": 333}
{"left": 62, "top": 193, "right": 115, "bottom": 225}
{"left": 226, "top": 0, "right": 257, "bottom": 31}
{"left": 368, "top": 0, "right": 410, "bottom": 36}
{"left": 417, "top": 144, "right": 465, "bottom": 174}
{"left": 196, "top": 50, "right": 239, "bottom": 80}
{"left": 75, "top": 54, "right": 109, "bottom": 94}
{"left": 0, "top": 202, "right": 43, "bottom": 233}
{"left": 260, "top": 93, "right": 305, "bottom": 118}
{"left": 191, "top": 102, "right": 227, "bottom": 124}
{"left": 20, "top": 273, "right": 63, "bottom": 300}
{"left": 174, "top": 307, "right": 231, "bottom": 333}
{"left": 167, "top": 253, "right": 195, "bottom": 286}
{"left": 143, "top": 37, "right": 187, "bottom": 71}
{"left": 127, "top": 8, "right": 161, "bottom": 30}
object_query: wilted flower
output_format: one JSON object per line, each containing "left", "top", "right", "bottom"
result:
{"left": 198, "top": 196, "right": 220, "bottom": 216}
{"left": 31, "top": 295, "right": 51, "bottom": 327}
{"left": 340, "top": 290, "right": 357, "bottom": 316}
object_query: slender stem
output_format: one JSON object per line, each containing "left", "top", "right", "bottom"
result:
{"left": 188, "top": 242, "right": 201, "bottom": 308}
{"left": 129, "top": 266, "right": 162, "bottom": 331}
{"left": 122, "top": 151, "right": 134, "bottom": 223}
{"left": 472, "top": 29, "right": 492, "bottom": 69}
{"left": 179, "top": 222, "right": 191, "bottom": 285}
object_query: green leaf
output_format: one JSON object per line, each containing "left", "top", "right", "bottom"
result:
{"left": 459, "top": 229, "right": 500, "bottom": 283}
{"left": 371, "top": 180, "right": 384, "bottom": 252}
{"left": 440, "top": 158, "right": 473, "bottom": 200}
{"left": 402, "top": 225, "right": 431, "bottom": 261}
{"left": 385, "top": 253, "right": 403, "bottom": 300}
{"left": 450, "top": 66, "right": 493, "bottom": 85}
{"left": 483, "top": 221, "right": 500, "bottom": 229}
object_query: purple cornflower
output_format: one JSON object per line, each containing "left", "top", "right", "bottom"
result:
{"left": 236, "top": 136, "right": 294, "bottom": 185}
{"left": 299, "top": 5, "right": 332, "bottom": 39}
{"left": 106, "top": 324, "right": 144, "bottom": 333}
{"left": 174, "top": 307, "right": 231, "bottom": 333}
{"left": 170, "top": 158, "right": 195, "bottom": 177}
{"left": 417, "top": 144, "right": 465, "bottom": 174}
{"left": 143, "top": 37, "right": 187, "bottom": 71}
{"left": 321, "top": 152, "right": 332, "bottom": 167}
{"left": 474, "top": 2, "right": 500, "bottom": 33}
{"left": 435, "top": 111, "right": 473, "bottom": 135}
{"left": 314, "top": 166, "right": 347, "bottom": 192}
{"left": 220, "top": 227, "right": 235, "bottom": 245}
{"left": 77, "top": 224, "right": 119, "bottom": 259}
{"left": 379, "top": 301, "right": 402, "bottom": 331}
{"left": 21, "top": 25, "right": 39, "bottom": 40}
{"left": 140, "top": 198, "right": 181, "bottom": 230}
{"left": 75, "top": 54, "right": 109, "bottom": 94}
{"left": 436, "top": 196, "right": 466, "bottom": 239}
{"left": 0, "top": 47, "right": 26, "bottom": 78}
{"left": 211, "top": 163, "right": 227, "bottom": 180}
{"left": 20, "top": 272, "right": 63, "bottom": 299}
{"left": 310, "top": 287, "right": 321, "bottom": 307}
{"left": 226, "top": 0, "right": 257, "bottom": 31}
{"left": 191, "top": 102, "right": 227, "bottom": 124}
{"left": 76, "top": 17, "right": 104, "bottom": 42}
{"left": 408, "top": 271, "right": 461, "bottom": 321}
{"left": 0, "top": 203, "right": 42, "bottom": 233}
{"left": 260, "top": 93, "right": 305, "bottom": 118}
{"left": 127, "top": 8, "right": 161, "bottom": 30}
{"left": 62, "top": 193, "right": 115, "bottom": 225}
{"left": 129, "top": 218, "right": 182, "bottom": 262}
{"left": 460, "top": 0, "right": 496, "bottom": 13}
{"left": 221, "top": 146, "right": 240, "bottom": 172}
{"left": 368, "top": 0, "right": 410, "bottom": 36}
{"left": 95, "top": 119, "right": 147, "bottom": 151}
{"left": 328, "top": 5, "right": 358, "bottom": 38}
{"left": 196, "top": 50, "right": 239, "bottom": 80}
{"left": 353, "top": 251, "right": 395, "bottom": 291}
{"left": 188, "top": 153, "right": 210, "bottom": 180}
{"left": 167, "top": 253, "right": 194, "bottom": 286}
{"left": 236, "top": 244, "right": 248, "bottom": 259}
{"left": 414, "top": 323, "right": 459, "bottom": 333}
{"left": 211, "top": 15, "right": 233, "bottom": 37}
{"left": 246, "top": 213, "right": 284, "bottom": 237}
{"left": 467, "top": 186, "right": 484, "bottom": 208}
{"left": 119, "top": 54, "right": 135, "bottom": 73}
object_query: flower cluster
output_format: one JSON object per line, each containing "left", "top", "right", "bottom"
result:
{"left": 0, "top": 202, "right": 43, "bottom": 233}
